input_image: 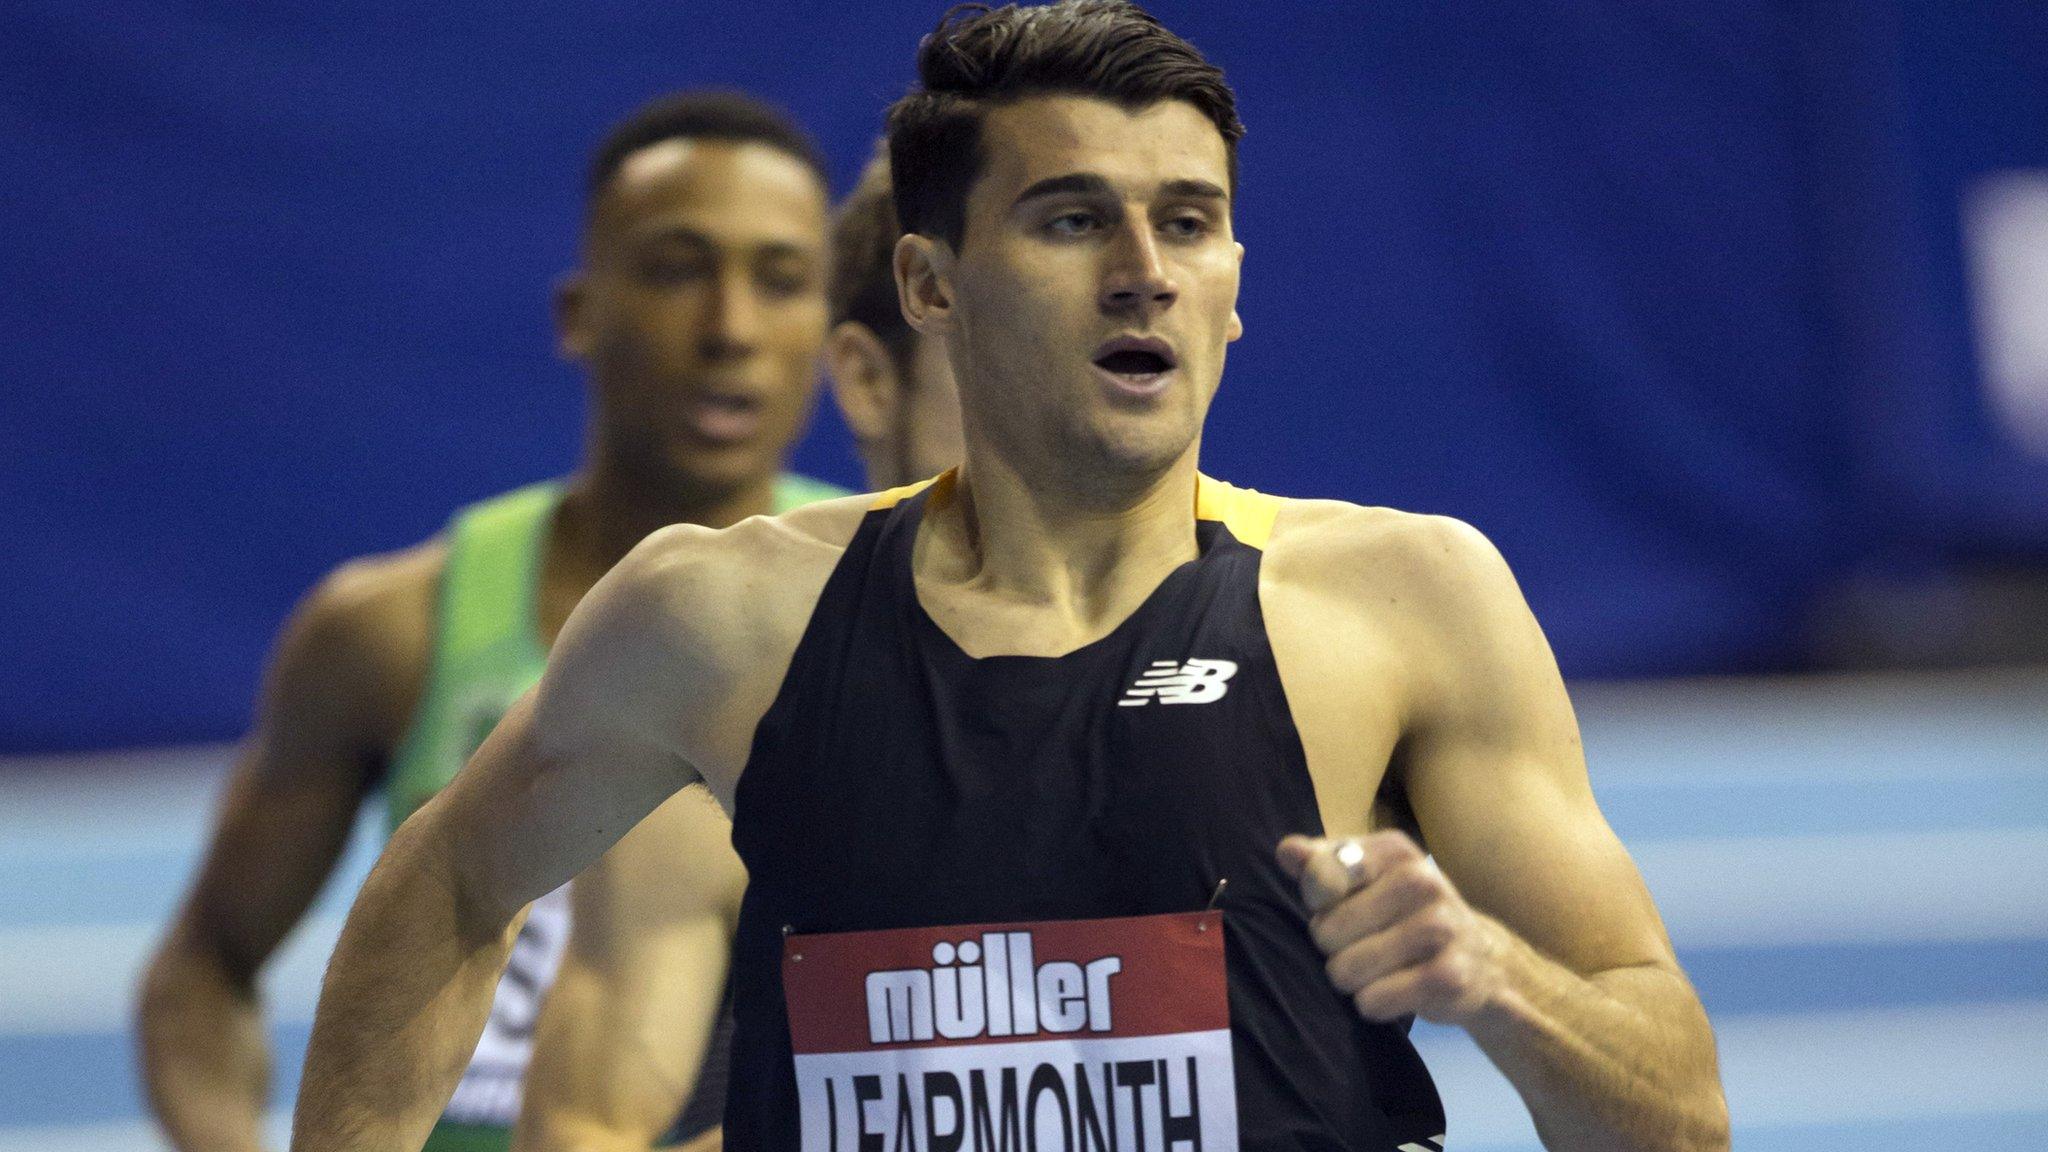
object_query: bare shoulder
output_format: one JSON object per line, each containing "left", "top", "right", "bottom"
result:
{"left": 1266, "top": 497, "right": 1564, "bottom": 734}
{"left": 248, "top": 538, "right": 447, "bottom": 768}
{"left": 1259, "top": 499, "right": 1556, "bottom": 833}
{"left": 550, "top": 492, "right": 876, "bottom": 793}
{"left": 1262, "top": 499, "right": 1546, "bottom": 718}
{"left": 1265, "top": 497, "right": 1523, "bottom": 629}
{"left": 596, "top": 490, "right": 874, "bottom": 657}
{"left": 283, "top": 542, "right": 443, "bottom": 713}
{"left": 306, "top": 538, "right": 444, "bottom": 633}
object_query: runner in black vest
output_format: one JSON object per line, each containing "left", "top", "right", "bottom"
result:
{"left": 729, "top": 472, "right": 1445, "bottom": 1150}
{"left": 287, "top": 5, "right": 1729, "bottom": 1151}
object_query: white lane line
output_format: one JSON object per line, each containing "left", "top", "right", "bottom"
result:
{"left": 1638, "top": 827, "right": 2048, "bottom": 948}
{"left": 0, "top": 916, "right": 344, "bottom": 1035}
{"left": 0, "top": 747, "right": 235, "bottom": 863}
{"left": 0, "top": 1112, "right": 290, "bottom": 1152}
{"left": 1415, "top": 999, "right": 2048, "bottom": 1149}
{"left": 1720, "top": 1000, "right": 2048, "bottom": 1125}
{"left": 10, "top": 1002, "right": 2042, "bottom": 1151}
{"left": 0, "top": 1118, "right": 169, "bottom": 1152}
{"left": 1573, "top": 670, "right": 2048, "bottom": 785}
{"left": 4, "top": 826, "right": 2042, "bottom": 1034}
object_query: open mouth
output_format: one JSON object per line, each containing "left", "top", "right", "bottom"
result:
{"left": 1095, "top": 349, "right": 1173, "bottom": 375}
{"left": 1092, "top": 337, "right": 1179, "bottom": 387}
{"left": 689, "top": 392, "right": 764, "bottom": 443}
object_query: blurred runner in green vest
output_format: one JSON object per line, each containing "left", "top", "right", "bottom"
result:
{"left": 514, "top": 147, "right": 964, "bottom": 1152}
{"left": 137, "top": 90, "right": 846, "bottom": 1152}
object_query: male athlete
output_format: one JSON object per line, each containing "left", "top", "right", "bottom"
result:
{"left": 290, "top": 5, "right": 1730, "bottom": 1151}
{"left": 512, "top": 150, "right": 965, "bottom": 1152}
{"left": 137, "top": 91, "right": 846, "bottom": 1152}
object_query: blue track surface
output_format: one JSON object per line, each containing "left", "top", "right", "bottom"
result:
{"left": 2, "top": 671, "right": 2044, "bottom": 1150}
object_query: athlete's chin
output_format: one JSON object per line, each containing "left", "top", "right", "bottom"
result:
{"left": 622, "top": 441, "right": 776, "bottom": 503}
{"left": 1070, "top": 416, "right": 1198, "bottom": 480}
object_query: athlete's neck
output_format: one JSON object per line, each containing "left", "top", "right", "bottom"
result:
{"left": 920, "top": 448, "right": 1201, "bottom": 639}
{"left": 555, "top": 462, "right": 778, "bottom": 575}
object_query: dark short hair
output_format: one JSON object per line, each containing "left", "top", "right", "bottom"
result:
{"left": 885, "top": 1, "right": 1244, "bottom": 250}
{"left": 586, "top": 90, "right": 829, "bottom": 209}
{"left": 829, "top": 144, "right": 917, "bottom": 371}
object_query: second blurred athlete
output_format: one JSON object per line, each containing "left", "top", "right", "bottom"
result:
{"left": 137, "top": 92, "right": 844, "bottom": 1152}
{"left": 514, "top": 149, "right": 964, "bottom": 1152}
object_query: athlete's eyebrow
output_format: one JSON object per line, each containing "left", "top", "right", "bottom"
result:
{"left": 1161, "top": 178, "right": 1229, "bottom": 204}
{"left": 751, "top": 239, "right": 822, "bottom": 264}
{"left": 635, "top": 226, "right": 818, "bottom": 260}
{"left": 634, "top": 224, "right": 716, "bottom": 247}
{"left": 1012, "top": 173, "right": 1115, "bottom": 207}
{"left": 1012, "top": 174, "right": 1230, "bottom": 208}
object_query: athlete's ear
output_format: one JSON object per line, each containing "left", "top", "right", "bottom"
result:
{"left": 895, "top": 233, "right": 956, "bottom": 337}
{"left": 554, "top": 272, "right": 593, "bottom": 361}
{"left": 826, "top": 321, "right": 903, "bottom": 447}
{"left": 1227, "top": 241, "right": 1245, "bottom": 343}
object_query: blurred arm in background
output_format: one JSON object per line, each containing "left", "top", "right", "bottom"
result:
{"left": 136, "top": 545, "right": 439, "bottom": 1152}
{"left": 513, "top": 786, "right": 744, "bottom": 1152}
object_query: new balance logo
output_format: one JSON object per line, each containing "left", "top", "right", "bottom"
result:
{"left": 1119, "top": 659, "right": 1239, "bottom": 707}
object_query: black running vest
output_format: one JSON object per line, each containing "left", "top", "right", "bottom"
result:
{"left": 726, "top": 476, "right": 1445, "bottom": 1150}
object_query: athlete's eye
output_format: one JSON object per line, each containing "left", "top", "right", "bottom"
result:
{"left": 639, "top": 254, "right": 714, "bottom": 285}
{"left": 756, "top": 262, "right": 815, "bottom": 299}
{"left": 1161, "top": 214, "right": 1211, "bottom": 241}
{"left": 1046, "top": 211, "right": 1102, "bottom": 237}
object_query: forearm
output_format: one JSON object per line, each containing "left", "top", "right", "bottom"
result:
{"left": 518, "top": 795, "right": 738, "bottom": 1152}
{"left": 289, "top": 820, "right": 521, "bottom": 1152}
{"left": 1465, "top": 922, "right": 1728, "bottom": 1152}
{"left": 518, "top": 1116, "right": 665, "bottom": 1152}
{"left": 138, "top": 939, "right": 271, "bottom": 1152}
{"left": 515, "top": 959, "right": 694, "bottom": 1152}
{"left": 516, "top": 1126, "right": 706, "bottom": 1152}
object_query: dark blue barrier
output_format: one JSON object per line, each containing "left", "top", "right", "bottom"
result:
{"left": 3, "top": 1, "right": 2043, "bottom": 750}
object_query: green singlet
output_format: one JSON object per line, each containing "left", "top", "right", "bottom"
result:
{"left": 383, "top": 473, "right": 848, "bottom": 1152}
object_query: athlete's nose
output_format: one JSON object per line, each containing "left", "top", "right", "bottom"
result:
{"left": 701, "top": 267, "right": 762, "bottom": 361}
{"left": 1099, "top": 218, "right": 1178, "bottom": 318}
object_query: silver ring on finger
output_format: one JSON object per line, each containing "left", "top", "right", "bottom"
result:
{"left": 1334, "top": 837, "right": 1370, "bottom": 890}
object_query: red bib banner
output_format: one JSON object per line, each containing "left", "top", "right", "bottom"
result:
{"left": 783, "top": 910, "right": 1237, "bottom": 1152}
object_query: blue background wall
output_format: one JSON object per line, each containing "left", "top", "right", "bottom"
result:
{"left": 5, "top": 1, "right": 2045, "bottom": 750}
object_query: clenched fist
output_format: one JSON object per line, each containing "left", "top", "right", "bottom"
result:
{"left": 1277, "top": 831, "right": 1511, "bottom": 1027}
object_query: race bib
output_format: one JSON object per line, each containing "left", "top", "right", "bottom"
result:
{"left": 783, "top": 911, "right": 1236, "bottom": 1152}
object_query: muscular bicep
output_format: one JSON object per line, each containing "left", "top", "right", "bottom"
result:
{"left": 173, "top": 748, "right": 374, "bottom": 982}
{"left": 166, "top": 566, "right": 414, "bottom": 979}
{"left": 421, "top": 534, "right": 712, "bottom": 928}
{"left": 1395, "top": 522, "right": 1675, "bottom": 977}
